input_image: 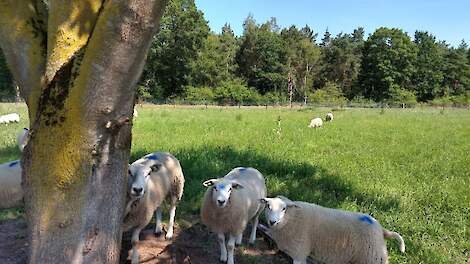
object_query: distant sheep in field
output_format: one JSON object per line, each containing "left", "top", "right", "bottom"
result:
{"left": 0, "top": 160, "right": 22, "bottom": 209}
{"left": 308, "top": 117, "right": 323, "bottom": 128}
{"left": 325, "top": 112, "right": 334, "bottom": 122}
{"left": 17, "top": 128, "right": 29, "bottom": 152}
{"left": 133, "top": 108, "right": 138, "bottom": 118}
{"left": 261, "top": 196, "right": 405, "bottom": 264}
{"left": 123, "top": 152, "right": 184, "bottom": 264}
{"left": 0, "top": 113, "right": 20, "bottom": 124}
{"left": 201, "top": 167, "right": 267, "bottom": 264}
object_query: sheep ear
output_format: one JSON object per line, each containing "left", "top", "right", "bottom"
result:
{"left": 277, "top": 195, "right": 299, "bottom": 208}
{"left": 232, "top": 181, "right": 244, "bottom": 189}
{"left": 203, "top": 179, "right": 217, "bottom": 187}
{"left": 151, "top": 163, "right": 162, "bottom": 172}
{"left": 286, "top": 202, "right": 300, "bottom": 208}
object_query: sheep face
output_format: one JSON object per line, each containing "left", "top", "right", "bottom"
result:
{"left": 260, "top": 196, "right": 298, "bottom": 228}
{"left": 128, "top": 163, "right": 160, "bottom": 198}
{"left": 203, "top": 179, "right": 243, "bottom": 208}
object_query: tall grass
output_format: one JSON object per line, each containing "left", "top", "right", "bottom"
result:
{"left": 1, "top": 103, "right": 469, "bottom": 263}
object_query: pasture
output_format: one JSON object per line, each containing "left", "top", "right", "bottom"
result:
{"left": 0, "top": 103, "right": 469, "bottom": 263}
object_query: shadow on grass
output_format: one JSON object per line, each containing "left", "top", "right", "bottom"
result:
{"left": 131, "top": 145, "right": 400, "bottom": 216}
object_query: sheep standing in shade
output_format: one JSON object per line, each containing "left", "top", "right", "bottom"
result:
{"left": 201, "top": 167, "right": 267, "bottom": 264}
{"left": 325, "top": 112, "right": 334, "bottom": 122}
{"left": 17, "top": 128, "right": 29, "bottom": 152}
{"left": 308, "top": 117, "right": 323, "bottom": 128}
{"left": 0, "top": 160, "right": 22, "bottom": 209}
{"left": 123, "top": 152, "right": 185, "bottom": 264}
{"left": 0, "top": 113, "right": 20, "bottom": 124}
{"left": 261, "top": 196, "right": 405, "bottom": 264}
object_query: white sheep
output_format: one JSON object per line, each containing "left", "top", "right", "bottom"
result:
{"left": 308, "top": 117, "right": 323, "bottom": 128}
{"left": 17, "top": 128, "right": 29, "bottom": 152}
{"left": 325, "top": 112, "right": 334, "bottom": 122}
{"left": 133, "top": 108, "right": 138, "bottom": 118}
{"left": 201, "top": 167, "right": 267, "bottom": 264}
{"left": 0, "top": 160, "right": 22, "bottom": 209}
{"left": 123, "top": 152, "right": 185, "bottom": 264}
{"left": 0, "top": 113, "right": 20, "bottom": 124}
{"left": 260, "top": 196, "right": 405, "bottom": 264}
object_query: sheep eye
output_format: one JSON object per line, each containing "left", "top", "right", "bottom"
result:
{"left": 282, "top": 207, "right": 286, "bottom": 211}
{"left": 229, "top": 187, "right": 232, "bottom": 191}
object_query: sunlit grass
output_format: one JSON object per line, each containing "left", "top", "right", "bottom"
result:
{"left": 1, "top": 103, "right": 469, "bottom": 263}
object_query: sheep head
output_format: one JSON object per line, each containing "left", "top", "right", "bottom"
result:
{"left": 203, "top": 178, "right": 244, "bottom": 208}
{"left": 260, "top": 196, "right": 299, "bottom": 228}
{"left": 128, "top": 161, "right": 161, "bottom": 198}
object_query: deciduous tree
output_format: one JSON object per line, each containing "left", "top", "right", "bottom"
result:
{"left": 0, "top": 0, "right": 167, "bottom": 262}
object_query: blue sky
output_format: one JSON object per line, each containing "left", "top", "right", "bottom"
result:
{"left": 195, "top": 0, "right": 470, "bottom": 47}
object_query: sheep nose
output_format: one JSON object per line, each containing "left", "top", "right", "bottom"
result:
{"left": 269, "top": 220, "right": 276, "bottom": 226}
{"left": 217, "top": 199, "right": 225, "bottom": 206}
{"left": 133, "top": 187, "right": 143, "bottom": 194}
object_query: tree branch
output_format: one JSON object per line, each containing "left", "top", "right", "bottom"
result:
{"left": 45, "top": 0, "right": 103, "bottom": 84}
{"left": 0, "top": 0, "right": 47, "bottom": 113}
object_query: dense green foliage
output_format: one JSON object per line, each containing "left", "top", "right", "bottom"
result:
{"left": 125, "top": 0, "right": 470, "bottom": 106}
{"left": 2, "top": 103, "right": 469, "bottom": 263}
{"left": 0, "top": 50, "right": 14, "bottom": 101}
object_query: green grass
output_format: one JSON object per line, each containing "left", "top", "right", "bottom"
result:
{"left": 1, "top": 103, "right": 469, "bottom": 263}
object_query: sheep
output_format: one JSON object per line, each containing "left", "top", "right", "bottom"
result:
{"left": 123, "top": 152, "right": 185, "bottom": 264}
{"left": 308, "top": 117, "right": 323, "bottom": 128}
{"left": 325, "top": 112, "right": 334, "bottom": 122}
{"left": 17, "top": 128, "right": 29, "bottom": 152}
{"left": 201, "top": 167, "right": 267, "bottom": 264}
{"left": 0, "top": 160, "right": 22, "bottom": 209}
{"left": 260, "top": 196, "right": 405, "bottom": 264}
{"left": 0, "top": 113, "right": 20, "bottom": 124}
{"left": 133, "top": 108, "right": 138, "bottom": 118}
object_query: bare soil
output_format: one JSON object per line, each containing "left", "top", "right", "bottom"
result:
{"left": 0, "top": 217, "right": 290, "bottom": 264}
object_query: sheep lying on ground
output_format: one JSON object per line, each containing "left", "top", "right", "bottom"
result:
{"left": 0, "top": 160, "right": 22, "bottom": 209}
{"left": 325, "top": 112, "right": 334, "bottom": 122}
{"left": 123, "top": 152, "right": 185, "bottom": 264}
{"left": 261, "top": 196, "right": 405, "bottom": 264}
{"left": 308, "top": 117, "right": 323, "bottom": 128}
{"left": 201, "top": 167, "right": 267, "bottom": 264}
{"left": 0, "top": 113, "right": 20, "bottom": 124}
{"left": 17, "top": 128, "right": 29, "bottom": 152}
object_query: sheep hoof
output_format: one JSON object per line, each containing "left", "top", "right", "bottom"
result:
{"left": 220, "top": 253, "right": 227, "bottom": 262}
{"left": 165, "top": 231, "right": 173, "bottom": 240}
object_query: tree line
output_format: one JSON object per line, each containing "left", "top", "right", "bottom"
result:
{"left": 2, "top": 0, "right": 470, "bottom": 106}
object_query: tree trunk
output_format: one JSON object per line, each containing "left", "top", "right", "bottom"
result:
{"left": 0, "top": 1, "right": 168, "bottom": 263}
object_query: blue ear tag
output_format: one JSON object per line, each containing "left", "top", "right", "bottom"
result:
{"left": 216, "top": 183, "right": 226, "bottom": 190}
{"left": 238, "top": 167, "right": 247, "bottom": 172}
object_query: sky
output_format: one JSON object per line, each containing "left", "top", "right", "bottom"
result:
{"left": 195, "top": 0, "right": 470, "bottom": 47}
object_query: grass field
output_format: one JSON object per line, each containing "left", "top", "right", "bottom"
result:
{"left": 1, "top": 103, "right": 469, "bottom": 263}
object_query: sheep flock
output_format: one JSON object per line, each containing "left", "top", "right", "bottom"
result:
{"left": 0, "top": 109, "right": 408, "bottom": 264}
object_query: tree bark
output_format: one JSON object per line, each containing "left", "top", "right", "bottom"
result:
{"left": 0, "top": 0, "right": 168, "bottom": 263}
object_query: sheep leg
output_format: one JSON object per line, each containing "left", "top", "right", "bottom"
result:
{"left": 131, "top": 228, "right": 142, "bottom": 264}
{"left": 217, "top": 233, "right": 227, "bottom": 262}
{"left": 154, "top": 207, "right": 163, "bottom": 236}
{"left": 165, "top": 203, "right": 176, "bottom": 239}
{"left": 249, "top": 215, "right": 259, "bottom": 244}
{"left": 235, "top": 233, "right": 243, "bottom": 245}
{"left": 293, "top": 259, "right": 306, "bottom": 264}
{"left": 227, "top": 234, "right": 236, "bottom": 264}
